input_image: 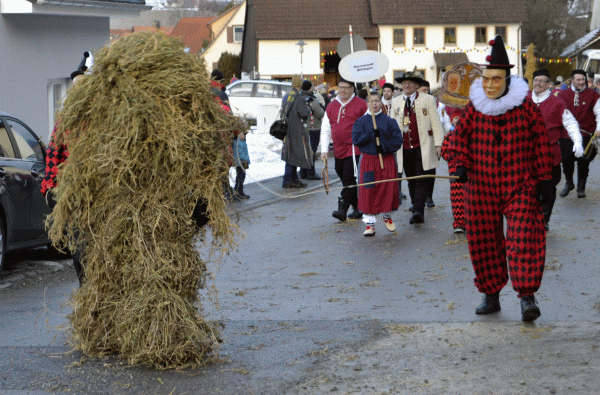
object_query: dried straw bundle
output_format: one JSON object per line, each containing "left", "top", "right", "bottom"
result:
{"left": 47, "top": 32, "right": 238, "bottom": 368}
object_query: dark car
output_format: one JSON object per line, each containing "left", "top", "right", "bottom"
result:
{"left": 0, "top": 111, "right": 52, "bottom": 272}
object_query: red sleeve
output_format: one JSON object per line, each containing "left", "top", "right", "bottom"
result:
{"left": 40, "top": 126, "right": 69, "bottom": 195}
{"left": 445, "top": 102, "right": 475, "bottom": 170}
{"left": 528, "top": 101, "right": 553, "bottom": 181}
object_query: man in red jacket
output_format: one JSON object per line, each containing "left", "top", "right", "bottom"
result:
{"left": 320, "top": 78, "right": 368, "bottom": 221}
{"left": 447, "top": 36, "right": 553, "bottom": 322}
{"left": 557, "top": 69, "right": 600, "bottom": 198}
{"left": 528, "top": 69, "right": 584, "bottom": 230}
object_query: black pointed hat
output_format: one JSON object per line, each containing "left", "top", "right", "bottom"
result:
{"left": 70, "top": 51, "right": 93, "bottom": 80}
{"left": 483, "top": 35, "right": 514, "bottom": 69}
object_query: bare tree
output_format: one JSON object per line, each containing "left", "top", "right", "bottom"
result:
{"left": 522, "top": 0, "right": 592, "bottom": 57}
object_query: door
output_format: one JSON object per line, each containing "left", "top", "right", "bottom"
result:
{"left": 3, "top": 117, "right": 50, "bottom": 241}
{"left": 0, "top": 118, "right": 33, "bottom": 243}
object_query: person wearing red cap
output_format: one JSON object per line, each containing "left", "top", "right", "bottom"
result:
{"left": 446, "top": 36, "right": 553, "bottom": 322}
{"left": 556, "top": 69, "right": 600, "bottom": 198}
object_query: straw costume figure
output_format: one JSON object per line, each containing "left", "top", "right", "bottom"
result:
{"left": 47, "top": 32, "right": 239, "bottom": 368}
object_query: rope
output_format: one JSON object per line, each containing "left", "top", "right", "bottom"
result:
{"left": 232, "top": 132, "right": 458, "bottom": 200}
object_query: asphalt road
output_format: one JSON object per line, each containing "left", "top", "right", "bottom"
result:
{"left": 1, "top": 159, "right": 599, "bottom": 395}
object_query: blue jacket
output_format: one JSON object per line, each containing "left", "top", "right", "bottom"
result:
{"left": 233, "top": 138, "right": 250, "bottom": 166}
{"left": 352, "top": 112, "right": 403, "bottom": 156}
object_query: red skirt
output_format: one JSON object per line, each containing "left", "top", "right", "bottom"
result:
{"left": 357, "top": 153, "right": 399, "bottom": 215}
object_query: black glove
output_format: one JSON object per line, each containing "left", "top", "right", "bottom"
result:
{"left": 536, "top": 179, "right": 554, "bottom": 206}
{"left": 45, "top": 190, "right": 57, "bottom": 209}
{"left": 451, "top": 166, "right": 468, "bottom": 183}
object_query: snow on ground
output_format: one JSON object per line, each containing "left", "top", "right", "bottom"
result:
{"left": 228, "top": 127, "right": 285, "bottom": 185}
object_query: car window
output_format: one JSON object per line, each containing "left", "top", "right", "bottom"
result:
{"left": 281, "top": 85, "right": 292, "bottom": 97}
{"left": 255, "top": 83, "right": 277, "bottom": 98}
{"left": 5, "top": 118, "right": 44, "bottom": 161}
{"left": 228, "top": 82, "right": 254, "bottom": 97}
{"left": 0, "top": 120, "right": 16, "bottom": 158}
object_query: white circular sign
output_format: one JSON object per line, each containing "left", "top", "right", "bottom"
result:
{"left": 338, "top": 50, "right": 389, "bottom": 83}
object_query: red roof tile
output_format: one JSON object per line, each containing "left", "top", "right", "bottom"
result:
{"left": 370, "top": 0, "right": 528, "bottom": 25}
{"left": 169, "top": 17, "right": 215, "bottom": 54}
{"left": 254, "top": 0, "right": 379, "bottom": 40}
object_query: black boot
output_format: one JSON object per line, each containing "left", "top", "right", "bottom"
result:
{"left": 409, "top": 209, "right": 424, "bottom": 224}
{"left": 559, "top": 180, "right": 574, "bottom": 197}
{"left": 347, "top": 204, "right": 363, "bottom": 220}
{"left": 475, "top": 292, "right": 501, "bottom": 315}
{"left": 332, "top": 198, "right": 350, "bottom": 221}
{"left": 520, "top": 295, "right": 541, "bottom": 322}
{"left": 577, "top": 177, "right": 586, "bottom": 198}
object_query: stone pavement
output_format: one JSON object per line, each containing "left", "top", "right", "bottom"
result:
{"left": 1, "top": 159, "right": 600, "bottom": 395}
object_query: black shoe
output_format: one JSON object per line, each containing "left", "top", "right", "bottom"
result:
{"left": 520, "top": 295, "right": 541, "bottom": 322}
{"left": 282, "top": 180, "right": 300, "bottom": 188}
{"left": 577, "top": 189, "right": 586, "bottom": 198}
{"left": 409, "top": 210, "right": 424, "bottom": 224}
{"left": 426, "top": 196, "right": 435, "bottom": 208}
{"left": 232, "top": 194, "right": 242, "bottom": 201}
{"left": 332, "top": 198, "right": 350, "bottom": 221}
{"left": 234, "top": 191, "right": 250, "bottom": 200}
{"left": 299, "top": 173, "right": 308, "bottom": 179}
{"left": 347, "top": 207, "right": 363, "bottom": 220}
{"left": 475, "top": 292, "right": 501, "bottom": 315}
{"left": 306, "top": 174, "right": 322, "bottom": 180}
{"left": 559, "top": 182, "right": 574, "bottom": 197}
{"left": 292, "top": 179, "right": 308, "bottom": 188}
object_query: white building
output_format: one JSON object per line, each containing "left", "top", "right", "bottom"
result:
{"left": 201, "top": 1, "right": 245, "bottom": 74}
{"left": 241, "top": 0, "right": 527, "bottom": 90}
{"left": 371, "top": 0, "right": 526, "bottom": 89}
{"left": 0, "top": 0, "right": 149, "bottom": 142}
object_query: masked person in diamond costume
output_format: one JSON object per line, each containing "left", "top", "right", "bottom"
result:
{"left": 446, "top": 36, "right": 553, "bottom": 322}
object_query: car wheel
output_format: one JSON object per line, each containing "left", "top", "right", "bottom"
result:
{"left": 0, "top": 217, "right": 5, "bottom": 272}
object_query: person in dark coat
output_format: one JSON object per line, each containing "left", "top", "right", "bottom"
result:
{"left": 281, "top": 75, "right": 313, "bottom": 188}
{"left": 352, "top": 91, "right": 403, "bottom": 236}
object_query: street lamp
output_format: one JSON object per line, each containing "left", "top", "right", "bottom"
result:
{"left": 296, "top": 39, "right": 307, "bottom": 79}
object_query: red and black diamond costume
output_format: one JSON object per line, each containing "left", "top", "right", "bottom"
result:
{"left": 441, "top": 105, "right": 466, "bottom": 231}
{"left": 40, "top": 125, "right": 68, "bottom": 196}
{"left": 446, "top": 75, "right": 553, "bottom": 297}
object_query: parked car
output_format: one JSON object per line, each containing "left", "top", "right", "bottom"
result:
{"left": 225, "top": 80, "right": 292, "bottom": 124}
{"left": 0, "top": 111, "right": 52, "bottom": 272}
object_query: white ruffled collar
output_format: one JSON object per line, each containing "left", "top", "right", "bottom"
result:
{"left": 470, "top": 75, "right": 529, "bottom": 116}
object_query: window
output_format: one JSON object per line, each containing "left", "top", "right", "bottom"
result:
{"left": 393, "top": 69, "right": 406, "bottom": 88}
{"left": 413, "top": 27, "right": 425, "bottom": 45}
{"left": 413, "top": 28, "right": 425, "bottom": 45}
{"left": 47, "top": 78, "right": 67, "bottom": 138}
{"left": 495, "top": 26, "right": 507, "bottom": 42}
{"left": 475, "top": 26, "right": 487, "bottom": 44}
{"left": 444, "top": 27, "right": 457, "bottom": 45}
{"left": 228, "top": 82, "right": 254, "bottom": 97}
{"left": 5, "top": 118, "right": 44, "bottom": 161}
{"left": 0, "top": 121, "right": 16, "bottom": 158}
{"left": 233, "top": 26, "right": 244, "bottom": 43}
{"left": 393, "top": 28, "right": 405, "bottom": 46}
{"left": 255, "top": 83, "right": 278, "bottom": 98}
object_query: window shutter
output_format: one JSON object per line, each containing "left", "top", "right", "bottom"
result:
{"left": 227, "top": 27, "right": 233, "bottom": 43}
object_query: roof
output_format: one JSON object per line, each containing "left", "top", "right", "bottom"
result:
{"left": 560, "top": 27, "right": 600, "bottom": 58}
{"left": 370, "top": 0, "right": 527, "bottom": 25}
{"left": 169, "top": 17, "right": 214, "bottom": 54}
{"left": 254, "top": 0, "right": 379, "bottom": 40}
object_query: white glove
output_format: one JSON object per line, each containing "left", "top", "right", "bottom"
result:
{"left": 573, "top": 142, "right": 584, "bottom": 158}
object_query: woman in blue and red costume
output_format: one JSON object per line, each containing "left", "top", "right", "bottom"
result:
{"left": 446, "top": 36, "right": 554, "bottom": 322}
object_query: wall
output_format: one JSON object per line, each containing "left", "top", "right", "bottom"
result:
{"left": 0, "top": 14, "right": 109, "bottom": 142}
{"left": 379, "top": 24, "right": 521, "bottom": 89}
{"left": 258, "top": 39, "right": 322, "bottom": 78}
